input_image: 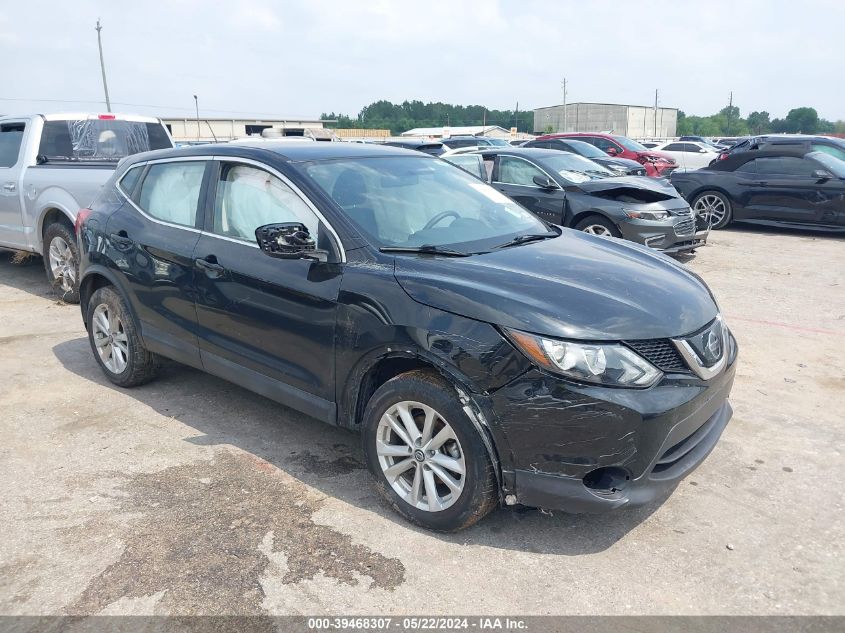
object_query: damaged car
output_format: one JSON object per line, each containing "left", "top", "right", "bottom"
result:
{"left": 77, "top": 142, "right": 737, "bottom": 531}
{"left": 477, "top": 148, "right": 708, "bottom": 253}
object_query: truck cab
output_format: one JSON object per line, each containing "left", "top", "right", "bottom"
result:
{"left": 0, "top": 113, "right": 173, "bottom": 301}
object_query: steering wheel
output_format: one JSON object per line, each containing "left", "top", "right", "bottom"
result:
{"left": 423, "top": 210, "right": 460, "bottom": 230}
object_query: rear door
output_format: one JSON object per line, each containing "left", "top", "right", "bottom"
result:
{"left": 490, "top": 154, "right": 565, "bottom": 224}
{"left": 191, "top": 158, "right": 343, "bottom": 423}
{"left": 0, "top": 120, "right": 30, "bottom": 248}
{"left": 105, "top": 157, "right": 209, "bottom": 366}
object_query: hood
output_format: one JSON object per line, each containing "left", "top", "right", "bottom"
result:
{"left": 394, "top": 230, "right": 718, "bottom": 341}
{"left": 599, "top": 157, "right": 643, "bottom": 170}
{"left": 576, "top": 175, "right": 680, "bottom": 198}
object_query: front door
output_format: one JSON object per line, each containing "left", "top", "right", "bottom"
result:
{"left": 0, "top": 120, "right": 30, "bottom": 248}
{"left": 192, "top": 160, "right": 343, "bottom": 423}
{"left": 489, "top": 154, "right": 565, "bottom": 224}
{"left": 740, "top": 156, "right": 835, "bottom": 224}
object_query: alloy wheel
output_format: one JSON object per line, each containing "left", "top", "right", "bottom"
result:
{"left": 582, "top": 224, "right": 613, "bottom": 237}
{"left": 376, "top": 401, "right": 466, "bottom": 512}
{"left": 92, "top": 303, "right": 130, "bottom": 374}
{"left": 48, "top": 236, "right": 76, "bottom": 292}
{"left": 694, "top": 194, "right": 727, "bottom": 226}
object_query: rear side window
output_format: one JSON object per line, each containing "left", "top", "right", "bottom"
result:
{"left": 38, "top": 119, "right": 172, "bottom": 162}
{"left": 663, "top": 143, "right": 685, "bottom": 151}
{"left": 118, "top": 165, "right": 143, "bottom": 197}
{"left": 743, "top": 157, "right": 816, "bottom": 177}
{"left": 137, "top": 161, "right": 206, "bottom": 227}
{"left": 0, "top": 122, "right": 26, "bottom": 168}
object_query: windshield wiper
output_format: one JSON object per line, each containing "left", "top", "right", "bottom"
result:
{"left": 493, "top": 232, "right": 558, "bottom": 250}
{"left": 379, "top": 245, "right": 470, "bottom": 257}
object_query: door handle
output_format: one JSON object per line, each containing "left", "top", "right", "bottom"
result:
{"left": 195, "top": 256, "right": 225, "bottom": 277}
{"left": 2, "top": 183, "right": 15, "bottom": 192}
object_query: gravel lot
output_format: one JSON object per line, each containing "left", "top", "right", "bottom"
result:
{"left": 0, "top": 225, "right": 842, "bottom": 617}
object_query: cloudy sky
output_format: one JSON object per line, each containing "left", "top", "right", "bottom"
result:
{"left": 2, "top": 0, "right": 844, "bottom": 122}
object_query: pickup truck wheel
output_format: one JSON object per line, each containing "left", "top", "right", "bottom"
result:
{"left": 86, "top": 286, "right": 159, "bottom": 387}
{"left": 43, "top": 222, "right": 80, "bottom": 303}
{"left": 362, "top": 370, "right": 498, "bottom": 532}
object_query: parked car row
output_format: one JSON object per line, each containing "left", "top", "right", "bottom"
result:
{"left": 74, "top": 140, "right": 738, "bottom": 531}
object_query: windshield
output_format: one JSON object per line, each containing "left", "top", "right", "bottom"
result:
{"left": 613, "top": 135, "right": 648, "bottom": 152}
{"left": 809, "top": 151, "right": 845, "bottom": 178}
{"left": 303, "top": 156, "right": 549, "bottom": 251}
{"left": 485, "top": 138, "right": 511, "bottom": 146}
{"left": 38, "top": 119, "right": 172, "bottom": 162}
{"left": 538, "top": 153, "right": 614, "bottom": 182}
{"left": 563, "top": 140, "right": 608, "bottom": 159}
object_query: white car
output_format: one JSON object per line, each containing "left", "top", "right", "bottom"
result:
{"left": 650, "top": 141, "right": 719, "bottom": 171}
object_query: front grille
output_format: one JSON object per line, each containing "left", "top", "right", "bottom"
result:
{"left": 624, "top": 339, "right": 689, "bottom": 373}
{"left": 674, "top": 217, "right": 695, "bottom": 236}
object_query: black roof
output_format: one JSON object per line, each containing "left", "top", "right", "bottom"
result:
{"left": 124, "top": 140, "right": 425, "bottom": 166}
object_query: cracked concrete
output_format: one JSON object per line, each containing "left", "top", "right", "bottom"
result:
{"left": 0, "top": 225, "right": 843, "bottom": 616}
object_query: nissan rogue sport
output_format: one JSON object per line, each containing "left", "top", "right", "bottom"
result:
{"left": 76, "top": 141, "right": 737, "bottom": 531}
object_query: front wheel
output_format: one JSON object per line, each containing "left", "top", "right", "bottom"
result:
{"left": 361, "top": 370, "right": 498, "bottom": 531}
{"left": 692, "top": 190, "right": 733, "bottom": 229}
{"left": 43, "top": 222, "right": 80, "bottom": 303}
{"left": 574, "top": 214, "right": 622, "bottom": 238}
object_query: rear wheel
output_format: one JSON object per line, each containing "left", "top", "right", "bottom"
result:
{"left": 43, "top": 222, "right": 80, "bottom": 303}
{"left": 86, "top": 286, "right": 159, "bottom": 387}
{"left": 692, "top": 190, "right": 732, "bottom": 229}
{"left": 574, "top": 214, "right": 622, "bottom": 238}
{"left": 361, "top": 370, "right": 498, "bottom": 531}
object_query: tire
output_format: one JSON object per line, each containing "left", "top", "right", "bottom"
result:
{"left": 43, "top": 222, "right": 80, "bottom": 303}
{"left": 574, "top": 214, "right": 622, "bottom": 238}
{"left": 86, "top": 286, "right": 159, "bottom": 387}
{"left": 692, "top": 190, "right": 733, "bottom": 229}
{"left": 361, "top": 369, "right": 498, "bottom": 531}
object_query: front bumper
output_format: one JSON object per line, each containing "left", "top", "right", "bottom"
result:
{"left": 491, "top": 349, "right": 737, "bottom": 513}
{"left": 618, "top": 217, "right": 709, "bottom": 253}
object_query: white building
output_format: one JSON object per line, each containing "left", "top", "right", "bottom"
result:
{"left": 162, "top": 117, "right": 331, "bottom": 143}
{"left": 401, "top": 125, "right": 528, "bottom": 140}
{"left": 533, "top": 103, "right": 678, "bottom": 138}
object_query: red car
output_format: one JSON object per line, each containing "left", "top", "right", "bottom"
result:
{"left": 536, "top": 133, "right": 677, "bottom": 177}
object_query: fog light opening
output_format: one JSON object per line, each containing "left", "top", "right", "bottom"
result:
{"left": 583, "top": 467, "right": 631, "bottom": 494}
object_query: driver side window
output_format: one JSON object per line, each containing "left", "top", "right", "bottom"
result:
{"left": 213, "top": 163, "right": 319, "bottom": 242}
{"left": 496, "top": 156, "right": 545, "bottom": 186}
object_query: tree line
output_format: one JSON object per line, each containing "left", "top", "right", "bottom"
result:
{"left": 678, "top": 106, "right": 844, "bottom": 137}
{"left": 321, "top": 100, "right": 533, "bottom": 134}
{"left": 322, "top": 99, "right": 845, "bottom": 137}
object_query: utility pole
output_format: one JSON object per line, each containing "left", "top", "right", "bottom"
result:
{"left": 727, "top": 91, "right": 734, "bottom": 135}
{"left": 514, "top": 101, "right": 519, "bottom": 130}
{"left": 654, "top": 88, "right": 659, "bottom": 136}
{"left": 561, "top": 78, "right": 567, "bottom": 132}
{"left": 193, "top": 95, "right": 200, "bottom": 141}
{"left": 95, "top": 19, "right": 111, "bottom": 112}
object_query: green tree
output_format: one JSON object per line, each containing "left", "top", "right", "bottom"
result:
{"left": 746, "top": 111, "right": 770, "bottom": 134}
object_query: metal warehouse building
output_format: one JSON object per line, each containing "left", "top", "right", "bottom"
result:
{"left": 161, "top": 118, "right": 331, "bottom": 143}
{"left": 533, "top": 102, "right": 678, "bottom": 138}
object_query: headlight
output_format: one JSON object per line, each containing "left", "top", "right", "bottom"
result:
{"left": 623, "top": 208, "right": 669, "bottom": 221}
{"left": 505, "top": 329, "right": 662, "bottom": 388}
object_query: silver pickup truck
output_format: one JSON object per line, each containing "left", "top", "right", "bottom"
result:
{"left": 0, "top": 113, "right": 173, "bottom": 302}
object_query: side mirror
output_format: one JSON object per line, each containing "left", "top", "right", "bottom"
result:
{"left": 255, "top": 223, "right": 327, "bottom": 262}
{"left": 533, "top": 174, "right": 559, "bottom": 189}
{"left": 606, "top": 147, "right": 619, "bottom": 156}
{"left": 813, "top": 169, "right": 833, "bottom": 182}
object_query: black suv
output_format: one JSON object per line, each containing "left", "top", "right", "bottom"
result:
{"left": 77, "top": 141, "right": 737, "bottom": 531}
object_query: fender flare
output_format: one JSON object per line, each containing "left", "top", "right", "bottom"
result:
{"left": 343, "top": 345, "right": 509, "bottom": 499}
{"left": 78, "top": 264, "right": 141, "bottom": 335}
